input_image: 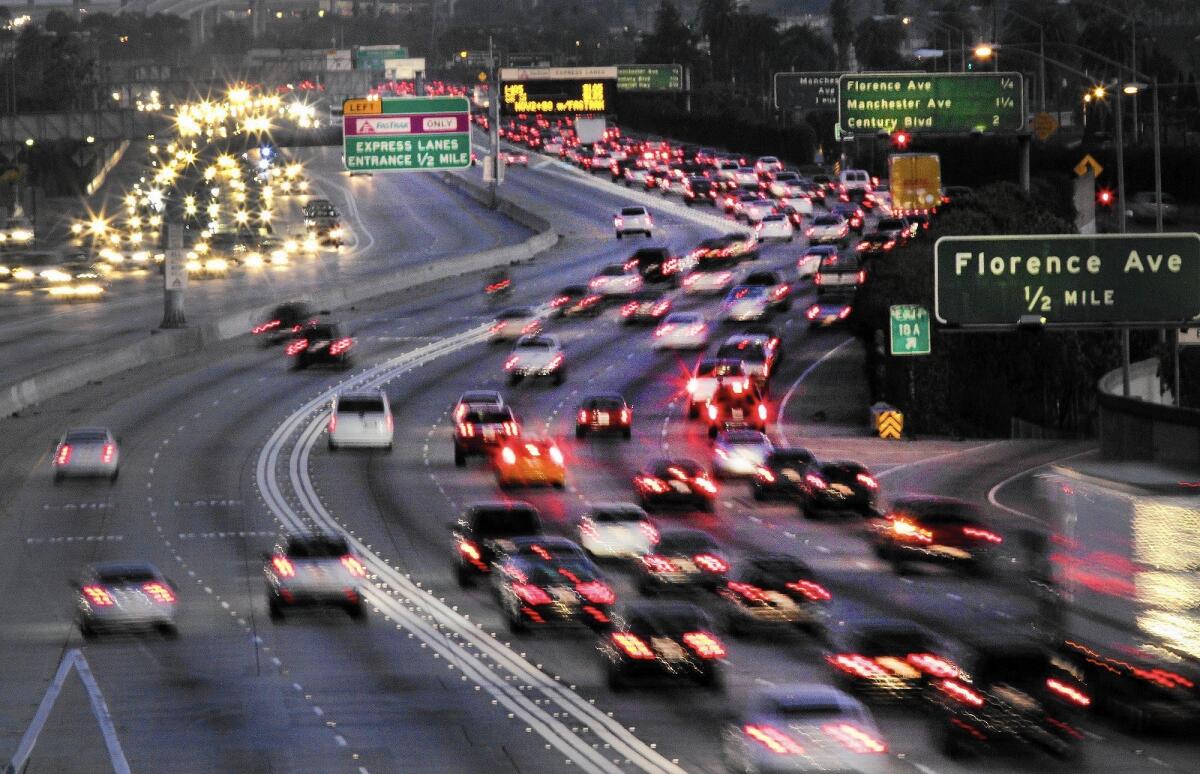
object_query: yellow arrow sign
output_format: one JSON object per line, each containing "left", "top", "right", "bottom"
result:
{"left": 1073, "top": 153, "right": 1103, "bottom": 177}
{"left": 877, "top": 411, "right": 903, "bottom": 440}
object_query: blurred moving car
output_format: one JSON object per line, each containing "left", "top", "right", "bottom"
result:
{"left": 712, "top": 429, "right": 774, "bottom": 479}
{"left": 505, "top": 334, "right": 566, "bottom": 385}
{"left": 493, "top": 437, "right": 566, "bottom": 489}
{"left": 716, "top": 333, "right": 779, "bottom": 382}
{"left": 75, "top": 561, "right": 178, "bottom": 638}
{"left": 686, "top": 358, "right": 747, "bottom": 417}
{"left": 327, "top": 390, "right": 393, "bottom": 451}
{"left": 634, "top": 459, "right": 718, "bottom": 512}
{"left": 796, "top": 460, "right": 878, "bottom": 519}
{"left": 868, "top": 495, "right": 1001, "bottom": 575}
{"left": 704, "top": 380, "right": 769, "bottom": 438}
{"left": 589, "top": 262, "right": 644, "bottom": 297}
{"left": 721, "top": 684, "right": 889, "bottom": 774}
{"left": 577, "top": 504, "right": 658, "bottom": 560}
{"left": 551, "top": 285, "right": 603, "bottom": 318}
{"left": 454, "top": 404, "right": 519, "bottom": 466}
{"left": 717, "top": 554, "right": 831, "bottom": 637}
{"left": 264, "top": 533, "right": 368, "bottom": 620}
{"left": 490, "top": 306, "right": 542, "bottom": 343}
{"left": 600, "top": 601, "right": 726, "bottom": 690}
{"left": 721, "top": 285, "right": 773, "bottom": 323}
{"left": 825, "top": 618, "right": 957, "bottom": 703}
{"left": 253, "top": 301, "right": 316, "bottom": 344}
{"left": 286, "top": 319, "right": 355, "bottom": 370}
{"left": 805, "top": 293, "right": 855, "bottom": 328}
{"left": 636, "top": 528, "right": 730, "bottom": 593}
{"left": 53, "top": 427, "right": 119, "bottom": 483}
{"left": 576, "top": 394, "right": 633, "bottom": 439}
{"left": 757, "top": 213, "right": 795, "bottom": 241}
{"left": 451, "top": 501, "right": 542, "bottom": 586}
{"left": 653, "top": 312, "right": 710, "bottom": 350}
{"left": 752, "top": 447, "right": 817, "bottom": 502}
{"left": 614, "top": 206, "right": 653, "bottom": 238}
{"left": 492, "top": 536, "right": 615, "bottom": 632}
{"left": 620, "top": 289, "right": 673, "bottom": 325}
{"left": 807, "top": 214, "right": 850, "bottom": 246}
{"left": 814, "top": 253, "right": 865, "bottom": 294}
{"left": 797, "top": 245, "right": 837, "bottom": 280}
{"left": 682, "top": 267, "right": 736, "bottom": 296}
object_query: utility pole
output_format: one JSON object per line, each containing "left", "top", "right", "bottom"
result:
{"left": 487, "top": 35, "right": 500, "bottom": 210}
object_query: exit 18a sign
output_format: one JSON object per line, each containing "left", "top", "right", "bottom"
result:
{"left": 890, "top": 305, "right": 931, "bottom": 355}
{"left": 342, "top": 96, "right": 471, "bottom": 172}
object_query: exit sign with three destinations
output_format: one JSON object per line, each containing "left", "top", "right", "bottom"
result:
{"left": 342, "top": 96, "right": 471, "bottom": 172}
{"left": 934, "top": 234, "right": 1200, "bottom": 326}
{"left": 838, "top": 72, "right": 1024, "bottom": 135}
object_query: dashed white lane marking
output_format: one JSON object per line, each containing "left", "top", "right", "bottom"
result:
{"left": 26, "top": 534, "right": 124, "bottom": 545}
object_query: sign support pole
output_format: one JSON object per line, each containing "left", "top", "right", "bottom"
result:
{"left": 160, "top": 222, "right": 185, "bottom": 329}
{"left": 1018, "top": 133, "right": 1030, "bottom": 193}
{"left": 1174, "top": 328, "right": 1182, "bottom": 406}
{"left": 488, "top": 36, "right": 500, "bottom": 210}
{"left": 1121, "top": 328, "right": 1131, "bottom": 397}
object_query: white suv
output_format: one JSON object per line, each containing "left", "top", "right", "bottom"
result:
{"left": 328, "top": 390, "right": 393, "bottom": 451}
{"left": 614, "top": 206, "right": 653, "bottom": 238}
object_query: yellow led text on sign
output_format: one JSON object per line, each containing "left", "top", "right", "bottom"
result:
{"left": 954, "top": 249, "right": 1185, "bottom": 312}
{"left": 503, "top": 82, "right": 608, "bottom": 113}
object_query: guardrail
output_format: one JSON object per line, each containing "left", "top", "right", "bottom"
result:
{"left": 1097, "top": 357, "right": 1200, "bottom": 463}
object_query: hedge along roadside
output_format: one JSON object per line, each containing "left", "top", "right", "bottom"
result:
{"left": 0, "top": 179, "right": 559, "bottom": 419}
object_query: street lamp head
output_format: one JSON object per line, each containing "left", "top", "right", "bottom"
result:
{"left": 1123, "top": 82, "right": 1147, "bottom": 94}
{"left": 1092, "top": 85, "right": 1106, "bottom": 99}
{"left": 973, "top": 44, "right": 995, "bottom": 59}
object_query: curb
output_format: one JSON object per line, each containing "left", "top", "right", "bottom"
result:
{"left": 0, "top": 178, "right": 559, "bottom": 419}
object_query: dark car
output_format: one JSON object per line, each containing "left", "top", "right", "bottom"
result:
{"left": 454, "top": 406, "right": 519, "bottom": 465}
{"left": 717, "top": 554, "right": 831, "bottom": 637}
{"left": 450, "top": 501, "right": 543, "bottom": 586}
{"left": 253, "top": 301, "right": 316, "bottom": 344}
{"left": 576, "top": 393, "right": 632, "bottom": 439}
{"left": 550, "top": 285, "right": 603, "bottom": 318}
{"left": 636, "top": 528, "right": 730, "bottom": 593}
{"left": 751, "top": 447, "right": 817, "bottom": 501}
{"left": 797, "top": 460, "right": 878, "bottom": 518}
{"left": 599, "top": 601, "right": 726, "bottom": 691}
{"left": 687, "top": 232, "right": 759, "bottom": 268}
{"left": 620, "top": 288, "right": 673, "bottom": 325}
{"left": 491, "top": 537, "right": 616, "bottom": 632}
{"left": 875, "top": 216, "right": 914, "bottom": 244}
{"left": 627, "top": 246, "right": 680, "bottom": 285}
{"left": 940, "top": 185, "right": 973, "bottom": 212}
{"left": 830, "top": 203, "right": 865, "bottom": 234}
{"left": 683, "top": 175, "right": 717, "bottom": 206}
{"left": 869, "top": 496, "right": 1002, "bottom": 575}
{"left": 741, "top": 269, "right": 791, "bottom": 312}
{"left": 804, "top": 292, "right": 856, "bottom": 328}
{"left": 931, "top": 638, "right": 1089, "bottom": 760}
{"left": 1061, "top": 637, "right": 1200, "bottom": 732}
{"left": 825, "top": 618, "right": 957, "bottom": 703}
{"left": 634, "top": 458, "right": 718, "bottom": 512}
{"left": 907, "top": 212, "right": 933, "bottom": 236}
{"left": 856, "top": 231, "right": 899, "bottom": 259}
{"left": 286, "top": 320, "right": 354, "bottom": 370}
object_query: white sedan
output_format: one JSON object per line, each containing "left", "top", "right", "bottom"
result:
{"left": 712, "top": 430, "right": 774, "bottom": 478}
{"left": 780, "top": 195, "right": 813, "bottom": 216}
{"left": 682, "top": 268, "right": 735, "bottom": 296}
{"left": 614, "top": 206, "right": 653, "bottom": 238}
{"left": 490, "top": 307, "right": 542, "bottom": 343}
{"left": 721, "top": 285, "right": 772, "bottom": 323}
{"left": 740, "top": 198, "right": 777, "bottom": 224}
{"left": 577, "top": 504, "right": 657, "bottom": 559}
{"left": 807, "top": 214, "right": 850, "bottom": 245}
{"left": 798, "top": 246, "right": 837, "bottom": 280}
{"left": 589, "top": 263, "right": 644, "bottom": 297}
{"left": 756, "top": 214, "right": 794, "bottom": 241}
{"left": 653, "top": 312, "right": 710, "bottom": 350}
{"left": 53, "top": 427, "right": 119, "bottom": 483}
{"left": 722, "top": 684, "right": 890, "bottom": 774}
{"left": 505, "top": 334, "right": 566, "bottom": 385}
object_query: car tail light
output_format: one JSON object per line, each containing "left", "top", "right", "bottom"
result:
{"left": 458, "top": 540, "right": 481, "bottom": 562}
{"left": 619, "top": 408, "right": 631, "bottom": 424}
{"left": 82, "top": 585, "right": 115, "bottom": 606}
{"left": 812, "top": 272, "right": 823, "bottom": 286}
{"left": 612, "top": 632, "right": 656, "bottom": 660}
{"left": 551, "top": 295, "right": 569, "bottom": 308}
{"left": 694, "top": 554, "right": 728, "bottom": 574}
{"left": 694, "top": 476, "right": 717, "bottom": 494}
{"left": 458, "top": 422, "right": 475, "bottom": 437}
{"left": 142, "top": 581, "right": 175, "bottom": 603}
{"left": 1132, "top": 668, "right": 1195, "bottom": 689}
{"left": 682, "top": 631, "right": 725, "bottom": 659}
{"left": 805, "top": 473, "right": 826, "bottom": 489}
{"left": 892, "top": 519, "right": 933, "bottom": 543}
{"left": 614, "top": 217, "right": 623, "bottom": 227}
{"left": 963, "top": 526, "right": 1003, "bottom": 544}
{"left": 821, "top": 723, "right": 887, "bottom": 754}
{"left": 838, "top": 306, "right": 853, "bottom": 319}
{"left": 329, "top": 338, "right": 354, "bottom": 356}
{"left": 744, "top": 724, "right": 804, "bottom": 755}
{"left": 578, "top": 409, "right": 590, "bottom": 423}
{"left": 1047, "top": 678, "right": 1091, "bottom": 707}
{"left": 651, "top": 301, "right": 670, "bottom": 316}
{"left": 638, "top": 521, "right": 659, "bottom": 544}
{"left": 548, "top": 354, "right": 564, "bottom": 370}
{"left": 271, "top": 556, "right": 296, "bottom": 577}
{"left": 576, "top": 580, "right": 616, "bottom": 605}
{"left": 512, "top": 583, "right": 552, "bottom": 606}
{"left": 885, "top": 240, "right": 895, "bottom": 250}
{"left": 728, "top": 581, "right": 769, "bottom": 602}
{"left": 548, "top": 445, "right": 564, "bottom": 465}
{"left": 97, "top": 443, "right": 116, "bottom": 464}
{"left": 663, "top": 258, "right": 679, "bottom": 274}
{"left": 706, "top": 404, "right": 719, "bottom": 420}
{"left": 340, "top": 555, "right": 367, "bottom": 577}
{"left": 806, "top": 305, "right": 821, "bottom": 320}
{"left": 54, "top": 444, "right": 73, "bottom": 466}
{"left": 521, "top": 321, "right": 541, "bottom": 334}
{"left": 756, "top": 466, "right": 775, "bottom": 483}
{"left": 620, "top": 301, "right": 638, "bottom": 317}
{"left": 253, "top": 319, "right": 280, "bottom": 334}
{"left": 856, "top": 473, "right": 878, "bottom": 489}
{"left": 503, "top": 421, "right": 519, "bottom": 435}
{"left": 653, "top": 324, "right": 674, "bottom": 338}
{"left": 857, "top": 242, "right": 869, "bottom": 252}
{"left": 503, "top": 355, "right": 519, "bottom": 370}
{"left": 386, "top": 414, "right": 394, "bottom": 433}
{"left": 829, "top": 653, "right": 889, "bottom": 680}
{"left": 490, "top": 321, "right": 506, "bottom": 334}
{"left": 785, "top": 579, "right": 831, "bottom": 601}
{"left": 328, "top": 414, "right": 337, "bottom": 433}
{"left": 686, "top": 378, "right": 698, "bottom": 393}
{"left": 286, "top": 338, "right": 309, "bottom": 356}
{"left": 907, "top": 653, "right": 958, "bottom": 678}
{"left": 856, "top": 270, "right": 866, "bottom": 284}
{"left": 637, "top": 475, "right": 667, "bottom": 493}
{"left": 500, "top": 447, "right": 517, "bottom": 465}
{"left": 757, "top": 404, "right": 768, "bottom": 421}
{"left": 643, "top": 554, "right": 675, "bottom": 573}
{"left": 940, "top": 679, "right": 985, "bottom": 707}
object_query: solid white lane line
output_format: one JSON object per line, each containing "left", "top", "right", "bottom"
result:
{"left": 773, "top": 337, "right": 855, "bottom": 446}
{"left": 985, "top": 447, "right": 1096, "bottom": 520}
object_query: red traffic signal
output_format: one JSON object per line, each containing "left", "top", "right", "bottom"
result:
{"left": 891, "top": 131, "right": 911, "bottom": 149}
{"left": 1097, "top": 188, "right": 1114, "bottom": 207}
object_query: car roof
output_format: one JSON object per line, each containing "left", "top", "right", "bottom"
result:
{"left": 90, "top": 560, "right": 159, "bottom": 575}
{"left": 718, "top": 430, "right": 771, "bottom": 444}
{"left": 749, "top": 683, "right": 863, "bottom": 715}
{"left": 515, "top": 334, "right": 559, "bottom": 346}
{"left": 497, "top": 307, "right": 536, "bottom": 317}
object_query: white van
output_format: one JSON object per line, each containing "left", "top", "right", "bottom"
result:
{"left": 328, "top": 390, "right": 393, "bottom": 451}
{"left": 839, "top": 168, "right": 872, "bottom": 193}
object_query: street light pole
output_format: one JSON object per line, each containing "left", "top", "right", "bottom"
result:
{"left": 1153, "top": 76, "right": 1162, "bottom": 233}
{"left": 1115, "top": 69, "right": 1126, "bottom": 233}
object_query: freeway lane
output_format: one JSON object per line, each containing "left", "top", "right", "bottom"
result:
{"left": 0, "top": 145, "right": 531, "bottom": 394}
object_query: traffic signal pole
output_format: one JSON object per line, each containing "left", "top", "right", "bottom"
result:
{"left": 488, "top": 36, "right": 501, "bottom": 210}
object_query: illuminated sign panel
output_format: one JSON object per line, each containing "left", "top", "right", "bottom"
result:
{"left": 500, "top": 79, "right": 614, "bottom": 116}
{"left": 838, "top": 72, "right": 1024, "bottom": 135}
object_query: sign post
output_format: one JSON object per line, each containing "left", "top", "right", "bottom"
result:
{"left": 837, "top": 72, "right": 1025, "bottom": 136}
{"left": 342, "top": 96, "right": 472, "bottom": 173}
{"left": 889, "top": 305, "right": 931, "bottom": 355}
{"left": 160, "top": 223, "right": 186, "bottom": 329}
{"left": 933, "top": 233, "right": 1200, "bottom": 327}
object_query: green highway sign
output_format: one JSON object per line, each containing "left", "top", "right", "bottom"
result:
{"left": 355, "top": 45, "right": 409, "bottom": 71}
{"left": 342, "top": 96, "right": 471, "bottom": 172}
{"left": 934, "top": 234, "right": 1200, "bottom": 326}
{"left": 838, "top": 72, "right": 1024, "bottom": 135}
{"left": 617, "top": 64, "right": 683, "bottom": 92}
{"left": 890, "top": 305, "right": 931, "bottom": 355}
{"left": 774, "top": 71, "right": 841, "bottom": 111}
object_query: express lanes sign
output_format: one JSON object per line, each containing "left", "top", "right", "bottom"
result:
{"left": 934, "top": 234, "right": 1200, "bottom": 326}
{"left": 341, "top": 96, "right": 471, "bottom": 172}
